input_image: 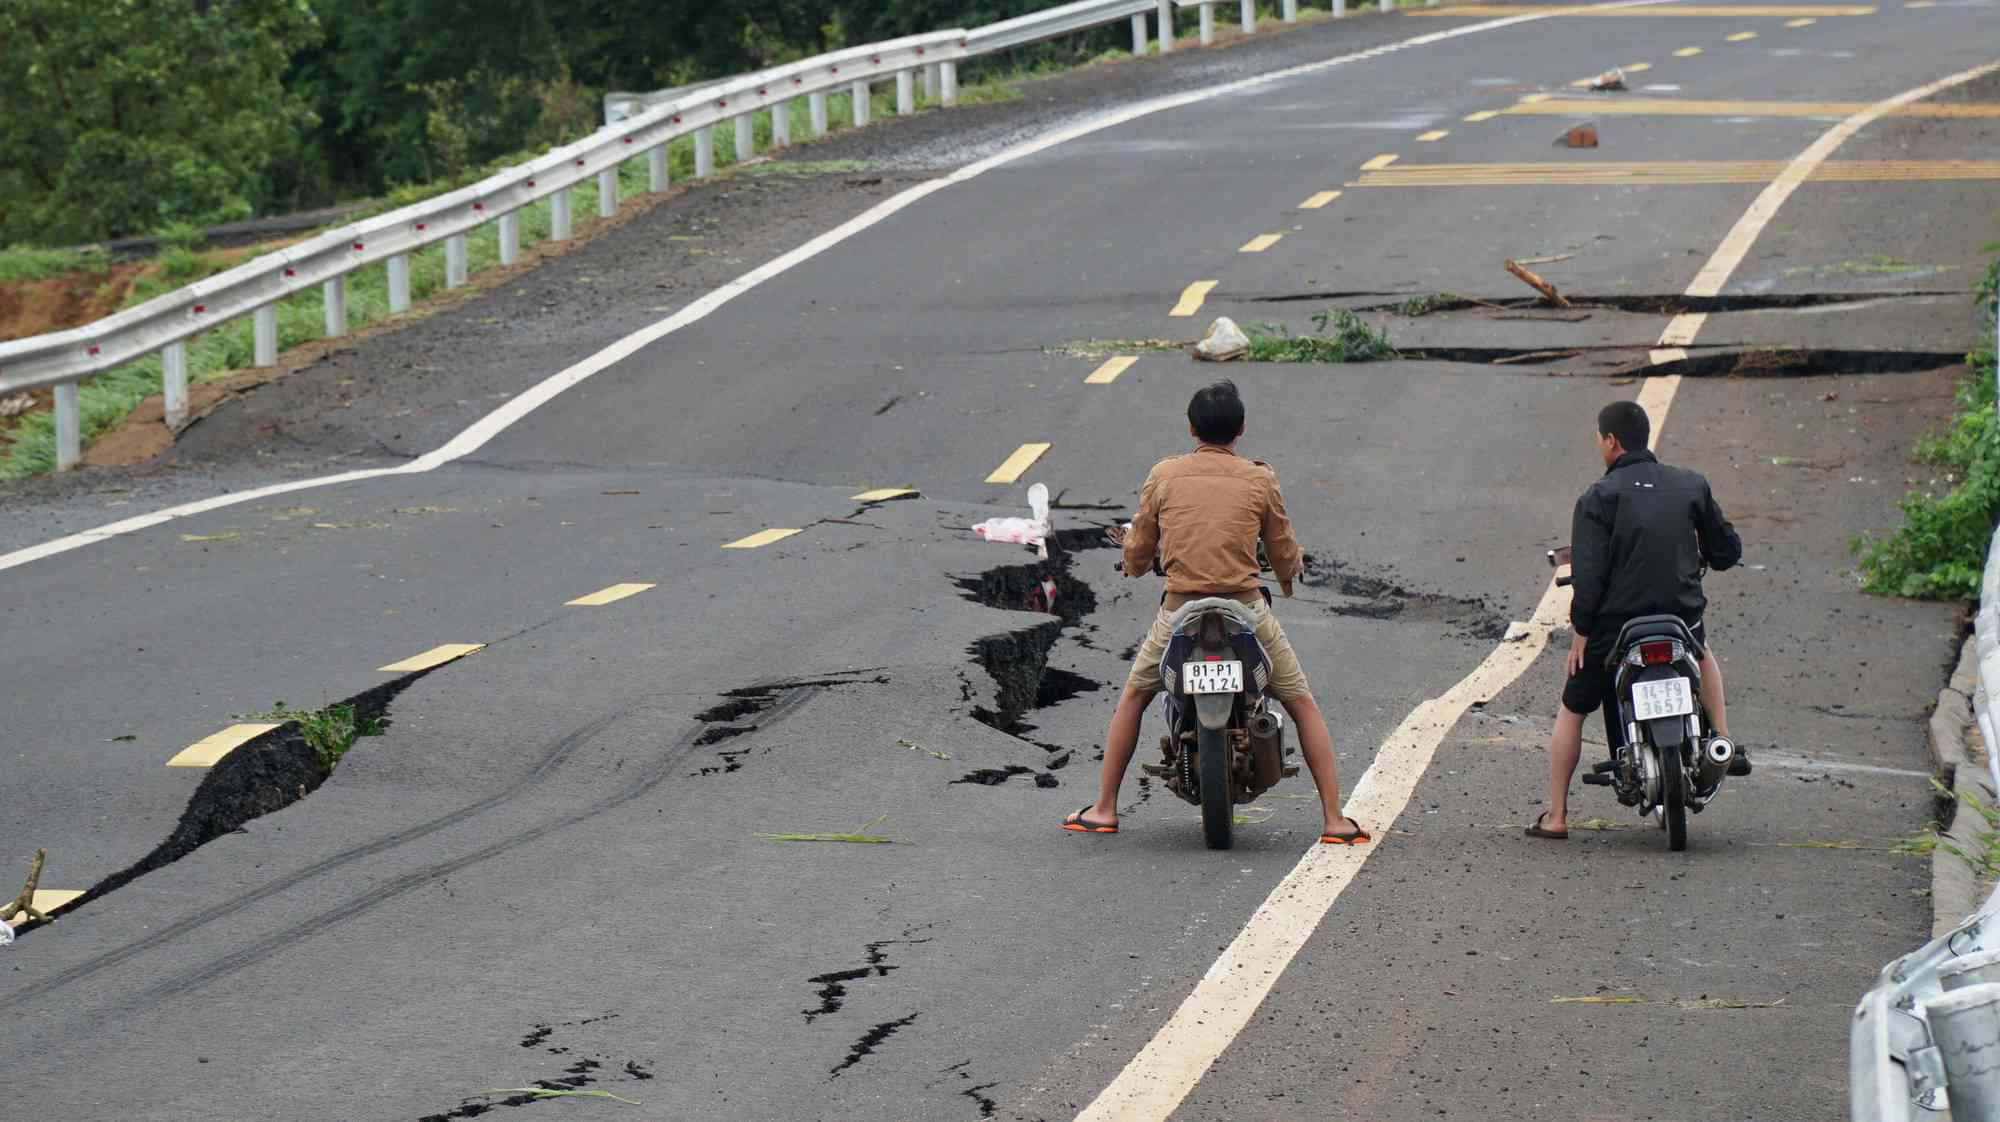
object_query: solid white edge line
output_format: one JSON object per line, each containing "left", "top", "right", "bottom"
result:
{"left": 0, "top": 0, "right": 1689, "bottom": 579}
{"left": 1071, "top": 55, "right": 1996, "bottom": 1122}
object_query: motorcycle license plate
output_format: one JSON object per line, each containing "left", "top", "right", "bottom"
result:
{"left": 1631, "top": 678, "right": 1694, "bottom": 721}
{"left": 1183, "top": 660, "right": 1244, "bottom": 694}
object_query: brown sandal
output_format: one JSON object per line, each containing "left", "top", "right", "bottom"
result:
{"left": 1525, "top": 811, "right": 1568, "bottom": 840}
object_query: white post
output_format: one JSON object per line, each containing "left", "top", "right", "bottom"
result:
{"left": 1284, "top": 0, "right": 1299, "bottom": 18}
{"left": 734, "top": 115, "right": 753, "bottom": 162}
{"left": 940, "top": 63, "right": 958, "bottom": 106}
{"left": 323, "top": 275, "right": 346, "bottom": 337}
{"left": 695, "top": 126, "right": 715, "bottom": 177}
{"left": 254, "top": 305, "right": 278, "bottom": 366}
{"left": 598, "top": 168, "right": 618, "bottom": 217}
{"left": 810, "top": 91, "right": 829, "bottom": 136}
{"left": 648, "top": 146, "right": 669, "bottom": 192}
{"left": 897, "top": 70, "right": 915, "bottom": 115}
{"left": 1133, "top": 12, "right": 1149, "bottom": 52}
{"left": 53, "top": 381, "right": 80, "bottom": 470}
{"left": 162, "top": 340, "right": 188, "bottom": 429}
{"left": 1931, "top": 984, "right": 2000, "bottom": 1119}
{"left": 387, "top": 253, "right": 411, "bottom": 312}
{"left": 445, "top": 234, "right": 468, "bottom": 288}
{"left": 772, "top": 102, "right": 791, "bottom": 148}
{"left": 551, "top": 190, "right": 573, "bottom": 239}
{"left": 498, "top": 212, "right": 520, "bottom": 264}
{"left": 1242, "top": 0, "right": 1256, "bottom": 32}
{"left": 1159, "top": 0, "right": 1174, "bottom": 51}
{"left": 1201, "top": 3, "right": 1216, "bottom": 45}
{"left": 922, "top": 64, "right": 938, "bottom": 99}
{"left": 851, "top": 79, "right": 871, "bottom": 126}
{"left": 1334, "top": 0, "right": 1345, "bottom": 16}
{"left": 1381, "top": 0, "right": 1393, "bottom": 13}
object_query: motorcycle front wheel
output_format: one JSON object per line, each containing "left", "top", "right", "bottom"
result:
{"left": 1198, "top": 726, "right": 1234, "bottom": 850}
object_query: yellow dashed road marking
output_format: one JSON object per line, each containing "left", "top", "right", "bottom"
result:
{"left": 1624, "top": 62, "right": 1654, "bottom": 72}
{"left": 1350, "top": 160, "right": 2000, "bottom": 186}
{"left": 1170, "top": 281, "right": 1218, "bottom": 317}
{"left": 722, "top": 528, "right": 803, "bottom": 550}
{"left": 987, "top": 443, "right": 1052, "bottom": 485}
{"left": 852, "top": 487, "right": 919, "bottom": 502}
{"left": 566, "top": 582, "right": 656, "bottom": 607}
{"left": 1086, "top": 356, "right": 1138, "bottom": 384}
{"left": 380, "top": 643, "right": 486, "bottom": 673}
{"left": 167, "top": 723, "right": 282, "bottom": 768}
{"left": 1676, "top": 46, "right": 1704, "bottom": 56}
{"left": 1407, "top": 4, "right": 1874, "bottom": 14}
{"left": 1728, "top": 30, "right": 1759, "bottom": 40}
{"left": 21, "top": 890, "right": 83, "bottom": 916}
{"left": 1650, "top": 347, "right": 1690, "bottom": 365}
{"left": 1300, "top": 190, "right": 1343, "bottom": 208}
{"left": 1786, "top": 16, "right": 1818, "bottom": 24}
{"left": 1416, "top": 129, "right": 1451, "bottom": 141}
{"left": 1520, "top": 92, "right": 1554, "bottom": 103}
{"left": 1506, "top": 97, "right": 2000, "bottom": 119}
{"left": 1239, "top": 234, "right": 1284, "bottom": 253}
{"left": 1361, "top": 154, "right": 1401, "bottom": 170}
{"left": 1462, "top": 110, "right": 1500, "bottom": 122}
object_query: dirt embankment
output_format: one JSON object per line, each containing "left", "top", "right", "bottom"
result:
{"left": 0, "top": 263, "right": 152, "bottom": 342}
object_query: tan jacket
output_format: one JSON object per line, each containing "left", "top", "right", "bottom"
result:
{"left": 1123, "top": 444, "right": 1304, "bottom": 597}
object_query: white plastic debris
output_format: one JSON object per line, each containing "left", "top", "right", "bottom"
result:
{"left": 0, "top": 920, "right": 13, "bottom": 946}
{"left": 1589, "top": 67, "right": 1627, "bottom": 91}
{"left": 1194, "top": 317, "right": 1250, "bottom": 362}
{"left": 972, "top": 482, "right": 1051, "bottom": 558}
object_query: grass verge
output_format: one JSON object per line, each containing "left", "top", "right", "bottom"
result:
{"left": 1853, "top": 251, "right": 2000, "bottom": 599}
{"left": 1901, "top": 780, "right": 2000, "bottom": 882}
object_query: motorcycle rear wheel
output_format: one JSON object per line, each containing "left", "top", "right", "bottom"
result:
{"left": 1661, "top": 745, "right": 1689, "bottom": 852}
{"left": 1198, "top": 726, "right": 1234, "bottom": 850}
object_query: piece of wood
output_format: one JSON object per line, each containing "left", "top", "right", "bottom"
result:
{"left": 1, "top": 849, "right": 48, "bottom": 925}
{"left": 1505, "top": 259, "right": 1572, "bottom": 307}
{"left": 1514, "top": 254, "right": 1574, "bottom": 266}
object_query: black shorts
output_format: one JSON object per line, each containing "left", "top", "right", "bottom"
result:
{"left": 1562, "top": 618, "right": 1707, "bottom": 718}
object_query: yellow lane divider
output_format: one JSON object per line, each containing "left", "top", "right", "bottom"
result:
{"left": 1360, "top": 153, "right": 1401, "bottom": 170}
{"left": 1676, "top": 46, "right": 1705, "bottom": 56}
{"left": 380, "top": 643, "right": 486, "bottom": 673}
{"left": 21, "top": 890, "right": 83, "bottom": 915}
{"left": 1463, "top": 110, "right": 1500, "bottom": 122}
{"left": 1239, "top": 234, "right": 1284, "bottom": 253}
{"left": 1727, "top": 29, "right": 1760, "bottom": 39}
{"left": 852, "top": 487, "right": 920, "bottom": 502}
{"left": 1505, "top": 97, "right": 2000, "bottom": 119}
{"left": 1087, "top": 356, "right": 1138, "bottom": 385}
{"left": 1299, "top": 190, "right": 1343, "bottom": 208}
{"left": 566, "top": 582, "right": 656, "bottom": 607}
{"left": 987, "top": 443, "right": 1052, "bottom": 485}
{"left": 1349, "top": 160, "right": 2000, "bottom": 186}
{"left": 1786, "top": 16, "right": 1818, "bottom": 24}
{"left": 1416, "top": 129, "right": 1450, "bottom": 142}
{"left": 1625, "top": 62, "right": 1654, "bottom": 72}
{"left": 1170, "top": 281, "right": 1218, "bottom": 317}
{"left": 722, "top": 528, "right": 803, "bottom": 550}
{"left": 167, "top": 723, "right": 282, "bottom": 768}
{"left": 1406, "top": 4, "right": 1875, "bottom": 15}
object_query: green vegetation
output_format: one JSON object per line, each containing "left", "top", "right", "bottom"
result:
{"left": 1854, "top": 251, "right": 2000, "bottom": 599}
{"left": 1901, "top": 780, "right": 2000, "bottom": 883}
{"left": 240, "top": 700, "right": 384, "bottom": 772}
{"left": 1246, "top": 310, "right": 1398, "bottom": 363}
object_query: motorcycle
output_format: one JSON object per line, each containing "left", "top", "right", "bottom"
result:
{"left": 1549, "top": 547, "right": 1738, "bottom": 852}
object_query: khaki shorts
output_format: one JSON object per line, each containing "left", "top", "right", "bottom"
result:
{"left": 1124, "top": 592, "right": 1311, "bottom": 702}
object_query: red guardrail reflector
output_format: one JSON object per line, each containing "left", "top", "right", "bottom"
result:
{"left": 671, "top": 116, "right": 681, "bottom": 124}
{"left": 622, "top": 137, "right": 632, "bottom": 144}
{"left": 473, "top": 202, "right": 484, "bottom": 210}
{"left": 284, "top": 268, "right": 297, "bottom": 277}
{"left": 193, "top": 304, "right": 207, "bottom": 314}
{"left": 831, "top": 66, "right": 840, "bottom": 74}
{"left": 526, "top": 179, "right": 536, "bottom": 187}
{"left": 88, "top": 345, "right": 101, "bottom": 356}
{"left": 574, "top": 158, "right": 585, "bottom": 166}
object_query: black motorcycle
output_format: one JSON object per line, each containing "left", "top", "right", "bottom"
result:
{"left": 1550, "top": 547, "right": 1738, "bottom": 852}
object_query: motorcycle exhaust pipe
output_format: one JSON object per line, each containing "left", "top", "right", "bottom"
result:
{"left": 1693, "top": 736, "right": 1734, "bottom": 788}
{"left": 1248, "top": 708, "right": 1285, "bottom": 791}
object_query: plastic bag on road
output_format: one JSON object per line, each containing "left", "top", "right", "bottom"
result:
{"left": 0, "top": 919, "right": 13, "bottom": 946}
{"left": 1194, "top": 317, "right": 1249, "bottom": 362}
{"left": 972, "top": 482, "right": 1051, "bottom": 558}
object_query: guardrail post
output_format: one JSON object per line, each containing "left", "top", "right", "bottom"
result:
{"left": 772, "top": 102, "right": 791, "bottom": 148}
{"left": 445, "top": 234, "right": 469, "bottom": 288}
{"left": 941, "top": 63, "right": 959, "bottom": 106}
{"left": 53, "top": 381, "right": 80, "bottom": 470}
{"left": 598, "top": 168, "right": 618, "bottom": 218}
{"left": 1931, "top": 983, "right": 2000, "bottom": 1118}
{"left": 648, "top": 146, "right": 669, "bottom": 192}
{"left": 852, "top": 79, "right": 872, "bottom": 127}
{"left": 1284, "top": 0, "right": 1299, "bottom": 19}
{"left": 897, "top": 70, "right": 915, "bottom": 115}
{"left": 1201, "top": 3, "right": 1216, "bottom": 45}
{"left": 1382, "top": 0, "right": 1393, "bottom": 13}
{"left": 323, "top": 276, "right": 347, "bottom": 337}
{"left": 162, "top": 340, "right": 189, "bottom": 429}
{"left": 810, "top": 92, "right": 830, "bottom": 136}
{"left": 734, "top": 115, "right": 754, "bottom": 162}
{"left": 1159, "top": 0, "right": 1175, "bottom": 51}
{"left": 551, "top": 190, "right": 574, "bottom": 240}
{"left": 254, "top": 305, "right": 278, "bottom": 366}
{"left": 1334, "top": 0, "right": 1345, "bottom": 16}
{"left": 498, "top": 212, "right": 521, "bottom": 264}
{"left": 922, "top": 64, "right": 938, "bottom": 100}
{"left": 695, "top": 126, "right": 715, "bottom": 177}
{"left": 387, "top": 253, "right": 412, "bottom": 312}
{"left": 1132, "top": 12, "right": 1149, "bottom": 52}
{"left": 1241, "top": 0, "right": 1256, "bottom": 32}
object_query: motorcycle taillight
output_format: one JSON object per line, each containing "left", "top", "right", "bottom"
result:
{"left": 1639, "top": 641, "right": 1676, "bottom": 665}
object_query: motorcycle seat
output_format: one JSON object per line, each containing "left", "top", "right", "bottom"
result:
{"left": 1160, "top": 597, "right": 1274, "bottom": 696}
{"left": 1612, "top": 614, "right": 1702, "bottom": 654}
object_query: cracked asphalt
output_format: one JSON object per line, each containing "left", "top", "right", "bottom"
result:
{"left": 3, "top": 4, "right": 1996, "bottom": 1119}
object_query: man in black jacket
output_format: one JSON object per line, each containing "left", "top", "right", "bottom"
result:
{"left": 1529, "top": 401, "right": 1746, "bottom": 840}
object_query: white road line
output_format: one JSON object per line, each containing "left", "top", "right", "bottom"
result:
{"left": 0, "top": 0, "right": 1694, "bottom": 578}
{"left": 1071, "top": 57, "right": 1984, "bottom": 1122}
{"left": 1759, "top": 751, "right": 1933, "bottom": 779}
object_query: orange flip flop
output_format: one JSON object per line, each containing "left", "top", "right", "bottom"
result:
{"left": 1319, "top": 822, "right": 1372, "bottom": 846}
{"left": 1062, "top": 806, "right": 1118, "bottom": 834}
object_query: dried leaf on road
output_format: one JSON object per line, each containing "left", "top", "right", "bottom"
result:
{"left": 1675, "top": 997, "right": 1787, "bottom": 1010}
{"left": 1553, "top": 994, "right": 1648, "bottom": 1005}
{"left": 178, "top": 532, "right": 241, "bottom": 543}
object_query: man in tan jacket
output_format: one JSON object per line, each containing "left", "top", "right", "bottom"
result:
{"left": 1062, "top": 380, "right": 1367, "bottom": 844}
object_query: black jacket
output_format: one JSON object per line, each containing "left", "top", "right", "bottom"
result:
{"left": 1570, "top": 450, "right": 1741, "bottom": 638}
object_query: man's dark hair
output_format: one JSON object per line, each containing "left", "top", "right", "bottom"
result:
{"left": 1188, "top": 380, "right": 1246, "bottom": 445}
{"left": 1597, "top": 400, "right": 1650, "bottom": 453}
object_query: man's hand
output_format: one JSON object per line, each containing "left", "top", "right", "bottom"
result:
{"left": 1107, "top": 522, "right": 1130, "bottom": 546}
{"left": 1566, "top": 632, "right": 1589, "bottom": 677}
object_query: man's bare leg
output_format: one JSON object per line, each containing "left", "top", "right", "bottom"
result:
{"left": 1279, "top": 693, "right": 1362, "bottom": 836}
{"left": 1072, "top": 683, "right": 1150, "bottom": 828}
{"left": 1699, "top": 647, "right": 1729, "bottom": 738}
{"left": 1542, "top": 704, "right": 1589, "bottom": 832}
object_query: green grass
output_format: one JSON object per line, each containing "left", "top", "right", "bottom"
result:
{"left": 238, "top": 700, "right": 384, "bottom": 772}
{"left": 0, "top": 244, "right": 108, "bottom": 282}
{"left": 1853, "top": 250, "right": 2000, "bottom": 599}
{"left": 1246, "top": 309, "right": 1398, "bottom": 363}
{"left": 1901, "top": 779, "right": 2000, "bottom": 882}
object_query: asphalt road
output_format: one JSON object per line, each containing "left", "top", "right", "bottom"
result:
{"left": 3, "top": 4, "right": 1995, "bottom": 1119}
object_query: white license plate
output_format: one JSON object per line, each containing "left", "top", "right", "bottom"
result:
{"left": 1183, "top": 660, "right": 1244, "bottom": 694}
{"left": 1631, "top": 677, "right": 1694, "bottom": 721}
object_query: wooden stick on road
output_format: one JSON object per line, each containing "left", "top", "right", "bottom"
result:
{"left": 1505, "top": 259, "right": 1573, "bottom": 308}
{"left": 1, "top": 849, "right": 49, "bottom": 926}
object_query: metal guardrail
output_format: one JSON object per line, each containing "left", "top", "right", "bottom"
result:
{"left": 1, "top": 0, "right": 1355, "bottom": 471}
